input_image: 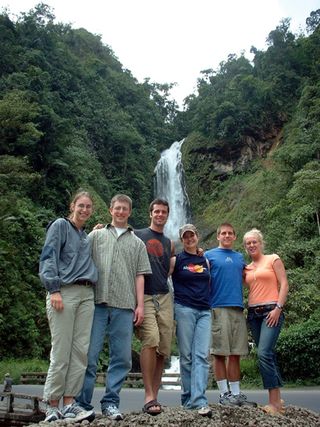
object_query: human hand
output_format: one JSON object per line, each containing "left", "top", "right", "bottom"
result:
{"left": 266, "top": 308, "right": 281, "bottom": 327}
{"left": 50, "top": 292, "right": 64, "bottom": 311}
{"left": 197, "top": 247, "right": 204, "bottom": 257}
{"left": 133, "top": 306, "right": 144, "bottom": 327}
{"left": 93, "top": 223, "right": 104, "bottom": 230}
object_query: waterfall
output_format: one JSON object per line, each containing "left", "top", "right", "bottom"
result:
{"left": 162, "top": 355, "right": 181, "bottom": 390}
{"left": 154, "top": 139, "right": 191, "bottom": 241}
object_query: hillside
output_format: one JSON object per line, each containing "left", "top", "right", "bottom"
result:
{"left": 0, "top": 3, "right": 180, "bottom": 357}
{"left": 0, "top": 3, "right": 319, "bottom": 360}
{"left": 181, "top": 14, "right": 320, "bottom": 325}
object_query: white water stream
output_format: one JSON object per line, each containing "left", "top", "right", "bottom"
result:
{"left": 162, "top": 355, "right": 181, "bottom": 390}
{"left": 154, "top": 139, "right": 191, "bottom": 241}
{"left": 154, "top": 140, "right": 189, "bottom": 387}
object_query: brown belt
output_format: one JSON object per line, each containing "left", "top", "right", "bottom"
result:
{"left": 249, "top": 304, "right": 276, "bottom": 314}
{"left": 74, "top": 280, "right": 93, "bottom": 287}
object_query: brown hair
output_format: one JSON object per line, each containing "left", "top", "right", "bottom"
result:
{"left": 149, "top": 198, "right": 170, "bottom": 213}
{"left": 217, "top": 222, "right": 236, "bottom": 236}
{"left": 110, "top": 194, "right": 132, "bottom": 210}
{"left": 68, "top": 190, "right": 93, "bottom": 220}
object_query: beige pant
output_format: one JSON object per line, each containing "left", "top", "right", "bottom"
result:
{"left": 43, "top": 284, "right": 94, "bottom": 401}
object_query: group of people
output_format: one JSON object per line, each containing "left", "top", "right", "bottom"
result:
{"left": 39, "top": 190, "right": 289, "bottom": 422}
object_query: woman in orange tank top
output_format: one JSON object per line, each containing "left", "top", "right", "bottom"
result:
{"left": 243, "top": 228, "right": 289, "bottom": 416}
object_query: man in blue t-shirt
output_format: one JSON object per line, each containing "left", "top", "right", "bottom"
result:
{"left": 205, "top": 223, "right": 256, "bottom": 407}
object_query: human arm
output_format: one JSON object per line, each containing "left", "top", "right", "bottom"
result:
{"left": 170, "top": 240, "right": 175, "bottom": 257}
{"left": 39, "top": 220, "right": 65, "bottom": 293}
{"left": 134, "top": 274, "right": 145, "bottom": 326}
{"left": 39, "top": 219, "right": 67, "bottom": 310}
{"left": 169, "top": 256, "right": 176, "bottom": 276}
{"left": 266, "top": 258, "right": 289, "bottom": 327}
{"left": 242, "top": 269, "right": 249, "bottom": 287}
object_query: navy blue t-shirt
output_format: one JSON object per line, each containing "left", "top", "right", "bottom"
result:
{"left": 172, "top": 251, "right": 211, "bottom": 310}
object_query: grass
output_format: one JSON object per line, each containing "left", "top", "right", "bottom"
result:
{"left": 0, "top": 359, "right": 49, "bottom": 384}
{"left": 1, "top": 358, "right": 319, "bottom": 388}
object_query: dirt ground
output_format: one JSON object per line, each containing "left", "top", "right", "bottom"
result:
{"left": 32, "top": 403, "right": 320, "bottom": 427}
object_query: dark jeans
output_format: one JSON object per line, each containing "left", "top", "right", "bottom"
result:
{"left": 247, "top": 305, "right": 284, "bottom": 389}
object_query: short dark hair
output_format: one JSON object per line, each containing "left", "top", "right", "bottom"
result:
{"left": 149, "top": 198, "right": 170, "bottom": 213}
{"left": 110, "top": 194, "right": 132, "bottom": 210}
{"left": 217, "top": 222, "right": 236, "bottom": 236}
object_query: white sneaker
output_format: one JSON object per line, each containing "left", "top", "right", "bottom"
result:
{"left": 198, "top": 406, "right": 212, "bottom": 417}
{"left": 233, "top": 392, "right": 257, "bottom": 407}
{"left": 102, "top": 404, "right": 124, "bottom": 420}
{"left": 219, "top": 391, "right": 240, "bottom": 406}
{"left": 62, "top": 403, "right": 95, "bottom": 422}
{"left": 44, "top": 407, "right": 63, "bottom": 422}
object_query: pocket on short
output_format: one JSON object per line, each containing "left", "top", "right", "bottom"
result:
{"left": 211, "top": 323, "right": 222, "bottom": 353}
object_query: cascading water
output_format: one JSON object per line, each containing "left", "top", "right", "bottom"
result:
{"left": 154, "top": 139, "right": 191, "bottom": 241}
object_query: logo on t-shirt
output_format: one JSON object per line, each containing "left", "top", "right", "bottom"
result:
{"left": 146, "top": 239, "right": 164, "bottom": 257}
{"left": 225, "top": 257, "right": 234, "bottom": 263}
{"left": 183, "top": 263, "right": 207, "bottom": 273}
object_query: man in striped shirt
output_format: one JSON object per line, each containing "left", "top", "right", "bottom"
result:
{"left": 76, "top": 194, "right": 152, "bottom": 421}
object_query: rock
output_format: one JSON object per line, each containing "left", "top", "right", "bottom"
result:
{"left": 28, "top": 404, "right": 320, "bottom": 427}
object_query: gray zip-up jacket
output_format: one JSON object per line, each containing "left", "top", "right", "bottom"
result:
{"left": 39, "top": 218, "right": 98, "bottom": 294}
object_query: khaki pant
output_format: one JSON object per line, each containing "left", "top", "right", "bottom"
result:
{"left": 136, "top": 293, "right": 174, "bottom": 358}
{"left": 211, "top": 307, "right": 249, "bottom": 356}
{"left": 43, "top": 284, "right": 94, "bottom": 401}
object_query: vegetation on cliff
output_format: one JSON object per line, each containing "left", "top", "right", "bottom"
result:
{"left": 182, "top": 13, "right": 320, "bottom": 330}
{"left": 0, "top": 3, "right": 179, "bottom": 358}
{"left": 0, "top": 3, "right": 319, "bottom": 381}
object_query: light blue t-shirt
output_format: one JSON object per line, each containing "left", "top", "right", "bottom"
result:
{"left": 204, "top": 247, "right": 245, "bottom": 309}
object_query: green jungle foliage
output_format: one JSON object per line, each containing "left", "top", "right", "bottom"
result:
{"left": 1, "top": 3, "right": 319, "bottom": 380}
{"left": 0, "top": 3, "right": 180, "bottom": 358}
{"left": 182, "top": 13, "right": 320, "bottom": 330}
{"left": 277, "top": 309, "right": 320, "bottom": 381}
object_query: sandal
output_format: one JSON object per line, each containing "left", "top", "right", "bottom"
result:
{"left": 262, "top": 404, "right": 285, "bottom": 416}
{"left": 142, "top": 399, "right": 162, "bottom": 415}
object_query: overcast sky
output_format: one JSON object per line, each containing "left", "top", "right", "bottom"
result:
{"left": 1, "top": 0, "right": 319, "bottom": 107}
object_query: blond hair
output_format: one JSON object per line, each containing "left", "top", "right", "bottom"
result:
{"left": 243, "top": 228, "right": 265, "bottom": 251}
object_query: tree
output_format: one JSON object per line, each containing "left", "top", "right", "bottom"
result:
{"left": 0, "top": 5, "right": 180, "bottom": 357}
{"left": 306, "top": 9, "right": 320, "bottom": 33}
{"left": 287, "top": 161, "right": 320, "bottom": 236}
{"left": 0, "top": 90, "right": 42, "bottom": 155}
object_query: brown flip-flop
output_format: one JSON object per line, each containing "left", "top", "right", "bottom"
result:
{"left": 142, "top": 399, "right": 162, "bottom": 415}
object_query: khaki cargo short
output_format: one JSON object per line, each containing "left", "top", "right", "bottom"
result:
{"left": 211, "top": 307, "right": 249, "bottom": 356}
{"left": 136, "top": 292, "right": 174, "bottom": 358}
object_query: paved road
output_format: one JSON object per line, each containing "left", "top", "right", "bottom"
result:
{"left": 13, "top": 385, "right": 320, "bottom": 414}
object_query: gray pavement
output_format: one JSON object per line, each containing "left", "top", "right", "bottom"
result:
{"left": 13, "top": 385, "right": 320, "bottom": 414}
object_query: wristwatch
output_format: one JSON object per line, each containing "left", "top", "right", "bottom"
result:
{"left": 276, "top": 303, "right": 283, "bottom": 310}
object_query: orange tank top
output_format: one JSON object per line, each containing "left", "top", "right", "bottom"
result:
{"left": 244, "top": 254, "right": 280, "bottom": 306}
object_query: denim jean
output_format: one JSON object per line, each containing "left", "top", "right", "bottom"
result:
{"left": 247, "top": 307, "right": 284, "bottom": 389}
{"left": 76, "top": 304, "right": 133, "bottom": 411}
{"left": 174, "top": 303, "right": 211, "bottom": 409}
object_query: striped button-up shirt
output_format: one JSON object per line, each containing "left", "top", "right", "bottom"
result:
{"left": 89, "top": 224, "right": 152, "bottom": 310}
